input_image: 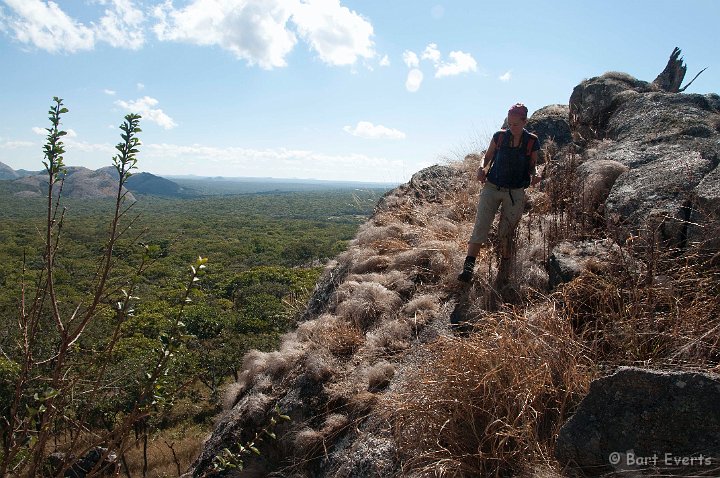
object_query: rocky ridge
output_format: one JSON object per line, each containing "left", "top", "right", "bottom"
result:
{"left": 188, "top": 50, "right": 720, "bottom": 477}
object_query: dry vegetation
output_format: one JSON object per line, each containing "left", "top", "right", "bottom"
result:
{"left": 208, "top": 147, "right": 719, "bottom": 477}
{"left": 378, "top": 152, "right": 720, "bottom": 477}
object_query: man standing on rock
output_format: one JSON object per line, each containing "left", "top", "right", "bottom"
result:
{"left": 458, "top": 103, "right": 541, "bottom": 282}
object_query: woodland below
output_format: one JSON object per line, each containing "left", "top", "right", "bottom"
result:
{"left": 0, "top": 132, "right": 389, "bottom": 477}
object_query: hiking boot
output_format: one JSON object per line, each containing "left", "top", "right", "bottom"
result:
{"left": 458, "top": 255, "right": 476, "bottom": 283}
{"left": 457, "top": 270, "right": 473, "bottom": 282}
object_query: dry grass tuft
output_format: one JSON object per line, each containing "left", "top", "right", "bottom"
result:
{"left": 389, "top": 241, "right": 454, "bottom": 281}
{"left": 335, "top": 281, "right": 403, "bottom": 330}
{"left": 400, "top": 293, "right": 442, "bottom": 332}
{"left": 321, "top": 413, "right": 350, "bottom": 436}
{"left": 427, "top": 216, "right": 460, "bottom": 240}
{"left": 241, "top": 336, "right": 305, "bottom": 382}
{"left": 350, "top": 254, "right": 392, "bottom": 274}
{"left": 401, "top": 293, "right": 441, "bottom": 317}
{"left": 293, "top": 428, "right": 325, "bottom": 457}
{"left": 345, "top": 270, "right": 416, "bottom": 299}
{"left": 221, "top": 380, "right": 247, "bottom": 411}
{"left": 292, "top": 415, "right": 351, "bottom": 460}
{"left": 303, "top": 352, "right": 337, "bottom": 383}
{"left": 354, "top": 223, "right": 407, "bottom": 246}
{"left": 299, "top": 314, "right": 365, "bottom": 358}
{"left": 340, "top": 390, "right": 378, "bottom": 418}
{"left": 385, "top": 310, "right": 590, "bottom": 477}
{"left": 366, "top": 320, "right": 413, "bottom": 355}
{"left": 367, "top": 361, "right": 396, "bottom": 392}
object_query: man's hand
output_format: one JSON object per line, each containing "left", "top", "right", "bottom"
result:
{"left": 477, "top": 167, "right": 487, "bottom": 183}
{"left": 530, "top": 174, "right": 541, "bottom": 187}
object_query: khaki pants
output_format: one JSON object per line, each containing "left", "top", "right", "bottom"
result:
{"left": 469, "top": 181, "right": 525, "bottom": 255}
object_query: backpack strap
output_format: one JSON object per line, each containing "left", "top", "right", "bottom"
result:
{"left": 525, "top": 134, "right": 535, "bottom": 157}
{"left": 484, "top": 131, "right": 505, "bottom": 173}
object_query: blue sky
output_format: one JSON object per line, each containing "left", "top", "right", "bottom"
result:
{"left": 0, "top": 0, "right": 717, "bottom": 183}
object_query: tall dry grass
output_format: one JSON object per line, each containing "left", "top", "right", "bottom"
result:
{"left": 386, "top": 310, "right": 590, "bottom": 477}
{"left": 122, "top": 430, "right": 204, "bottom": 477}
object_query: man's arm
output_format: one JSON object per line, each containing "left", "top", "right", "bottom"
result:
{"left": 477, "top": 138, "right": 497, "bottom": 182}
{"left": 483, "top": 141, "right": 497, "bottom": 169}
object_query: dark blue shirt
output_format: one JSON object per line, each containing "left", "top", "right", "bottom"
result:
{"left": 487, "top": 129, "right": 540, "bottom": 189}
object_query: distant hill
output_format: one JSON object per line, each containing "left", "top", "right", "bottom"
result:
{"left": 0, "top": 161, "right": 19, "bottom": 180}
{"left": 167, "top": 175, "right": 398, "bottom": 195}
{"left": 0, "top": 162, "right": 394, "bottom": 198}
{"left": 98, "top": 167, "right": 191, "bottom": 197}
{"left": 0, "top": 163, "right": 189, "bottom": 199}
{"left": 9, "top": 167, "right": 136, "bottom": 201}
{"left": 15, "top": 169, "right": 42, "bottom": 178}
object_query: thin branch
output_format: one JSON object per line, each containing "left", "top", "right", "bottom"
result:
{"left": 679, "top": 67, "right": 708, "bottom": 92}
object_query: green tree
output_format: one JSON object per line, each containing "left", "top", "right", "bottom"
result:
{"left": 0, "top": 98, "right": 206, "bottom": 477}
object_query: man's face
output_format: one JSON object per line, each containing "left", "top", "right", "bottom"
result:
{"left": 507, "top": 114, "right": 527, "bottom": 136}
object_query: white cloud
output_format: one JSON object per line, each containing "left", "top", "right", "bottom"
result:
{"left": 115, "top": 96, "right": 177, "bottom": 130}
{"left": 1, "top": 0, "right": 95, "bottom": 53}
{"left": 399, "top": 43, "right": 476, "bottom": 91}
{"left": 379, "top": 54, "right": 390, "bottom": 67}
{"left": 499, "top": 70, "right": 512, "bottom": 82}
{"left": 421, "top": 43, "right": 440, "bottom": 64}
{"left": 405, "top": 68, "right": 423, "bottom": 93}
{"left": 32, "top": 126, "right": 76, "bottom": 137}
{"left": 29, "top": 126, "right": 109, "bottom": 152}
{"left": 343, "top": 121, "right": 406, "bottom": 140}
{"left": 1, "top": 0, "right": 146, "bottom": 52}
{"left": 2, "top": 0, "right": 377, "bottom": 70}
{"left": 292, "top": 0, "right": 375, "bottom": 66}
{"left": 0, "top": 139, "right": 35, "bottom": 149}
{"left": 402, "top": 50, "right": 419, "bottom": 68}
{"left": 95, "top": 0, "right": 145, "bottom": 50}
{"left": 64, "top": 138, "right": 114, "bottom": 154}
{"left": 435, "top": 50, "right": 477, "bottom": 78}
{"left": 152, "top": 0, "right": 297, "bottom": 69}
{"left": 153, "top": 0, "right": 375, "bottom": 68}
{"left": 104, "top": 89, "right": 117, "bottom": 96}
{"left": 136, "top": 82, "right": 145, "bottom": 90}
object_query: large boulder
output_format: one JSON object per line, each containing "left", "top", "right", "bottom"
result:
{"left": 572, "top": 86, "right": 720, "bottom": 247}
{"left": 526, "top": 104, "right": 573, "bottom": 163}
{"left": 375, "top": 164, "right": 466, "bottom": 212}
{"left": 556, "top": 367, "right": 720, "bottom": 475}
{"left": 688, "top": 163, "right": 720, "bottom": 250}
{"left": 606, "top": 90, "right": 720, "bottom": 143}
{"left": 575, "top": 159, "right": 629, "bottom": 219}
{"left": 605, "top": 145, "right": 715, "bottom": 246}
{"left": 569, "top": 72, "right": 655, "bottom": 142}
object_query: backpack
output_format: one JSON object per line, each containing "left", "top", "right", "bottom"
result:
{"left": 489, "top": 130, "right": 536, "bottom": 188}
